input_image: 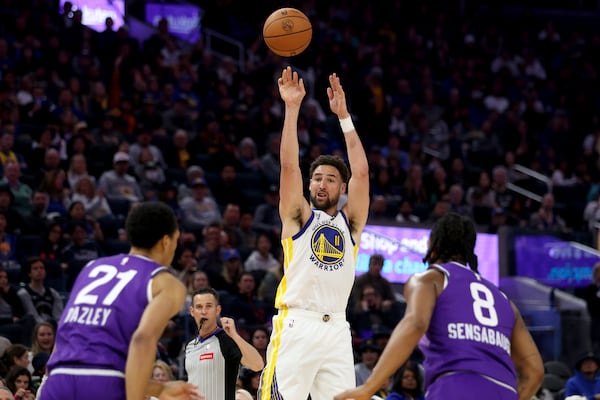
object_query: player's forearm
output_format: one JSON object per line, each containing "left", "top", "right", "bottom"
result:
{"left": 280, "top": 107, "right": 301, "bottom": 168}
{"left": 515, "top": 365, "right": 543, "bottom": 400}
{"left": 342, "top": 126, "right": 369, "bottom": 179}
{"left": 126, "top": 331, "right": 159, "bottom": 400}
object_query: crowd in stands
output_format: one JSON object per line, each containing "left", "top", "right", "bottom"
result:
{"left": 0, "top": 0, "right": 599, "bottom": 397}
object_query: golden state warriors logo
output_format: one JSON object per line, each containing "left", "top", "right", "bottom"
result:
{"left": 309, "top": 225, "right": 345, "bottom": 271}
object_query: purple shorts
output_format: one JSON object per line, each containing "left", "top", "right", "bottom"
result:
{"left": 39, "top": 373, "right": 124, "bottom": 400}
{"left": 426, "top": 372, "right": 518, "bottom": 400}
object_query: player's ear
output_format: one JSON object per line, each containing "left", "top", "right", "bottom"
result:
{"left": 341, "top": 182, "right": 347, "bottom": 193}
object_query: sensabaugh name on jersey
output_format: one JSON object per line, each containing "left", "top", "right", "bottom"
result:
{"left": 447, "top": 322, "right": 511, "bottom": 355}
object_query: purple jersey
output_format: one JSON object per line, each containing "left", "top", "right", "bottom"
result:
{"left": 418, "top": 262, "right": 517, "bottom": 390}
{"left": 47, "top": 254, "right": 167, "bottom": 373}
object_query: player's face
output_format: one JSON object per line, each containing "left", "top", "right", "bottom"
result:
{"left": 190, "top": 293, "right": 221, "bottom": 327}
{"left": 309, "top": 165, "right": 344, "bottom": 212}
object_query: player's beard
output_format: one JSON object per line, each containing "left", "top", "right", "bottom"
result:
{"left": 310, "top": 192, "right": 338, "bottom": 211}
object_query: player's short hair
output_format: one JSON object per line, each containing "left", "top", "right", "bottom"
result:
{"left": 309, "top": 155, "right": 350, "bottom": 184}
{"left": 191, "top": 287, "right": 220, "bottom": 305}
{"left": 125, "top": 202, "right": 178, "bottom": 250}
{"left": 423, "top": 212, "right": 478, "bottom": 272}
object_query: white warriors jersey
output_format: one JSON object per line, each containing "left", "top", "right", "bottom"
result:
{"left": 275, "top": 209, "right": 357, "bottom": 313}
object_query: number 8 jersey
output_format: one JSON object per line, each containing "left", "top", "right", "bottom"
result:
{"left": 418, "top": 261, "right": 517, "bottom": 390}
{"left": 47, "top": 254, "right": 167, "bottom": 373}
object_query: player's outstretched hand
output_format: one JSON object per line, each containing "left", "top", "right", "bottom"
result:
{"left": 158, "top": 381, "right": 204, "bottom": 400}
{"left": 278, "top": 66, "right": 305, "bottom": 108}
{"left": 334, "top": 385, "right": 373, "bottom": 400}
{"left": 327, "top": 73, "right": 350, "bottom": 119}
{"left": 220, "top": 317, "right": 237, "bottom": 337}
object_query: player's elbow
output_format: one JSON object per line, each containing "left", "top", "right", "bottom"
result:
{"left": 130, "top": 329, "right": 156, "bottom": 349}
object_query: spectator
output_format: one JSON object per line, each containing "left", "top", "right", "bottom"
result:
{"left": 210, "top": 164, "right": 248, "bottom": 211}
{"left": 221, "top": 203, "right": 246, "bottom": 256}
{"left": 0, "top": 344, "right": 30, "bottom": 378}
{"left": 2, "top": 161, "right": 32, "bottom": 217}
{"left": 0, "top": 184, "right": 25, "bottom": 234}
{"left": 38, "top": 169, "right": 71, "bottom": 218}
{"left": 65, "top": 153, "right": 92, "bottom": 190}
{"left": 30, "top": 322, "right": 55, "bottom": 357}
{"left": 564, "top": 352, "right": 600, "bottom": 400}
{"left": 349, "top": 284, "right": 404, "bottom": 338}
{"left": 70, "top": 175, "right": 112, "bottom": 219}
{"left": 253, "top": 184, "right": 281, "bottom": 238}
{"left": 0, "top": 269, "right": 31, "bottom": 345}
{"left": 211, "top": 248, "right": 244, "bottom": 295}
{"left": 229, "top": 272, "right": 272, "bottom": 327}
{"left": 98, "top": 151, "right": 143, "bottom": 204}
{"left": 249, "top": 325, "right": 269, "bottom": 364}
{"left": 178, "top": 177, "right": 221, "bottom": 236}
{"left": 60, "top": 221, "right": 104, "bottom": 290}
{"left": 528, "top": 193, "right": 568, "bottom": 233}
{"left": 395, "top": 200, "right": 421, "bottom": 225}
{"left": 5, "top": 366, "right": 34, "bottom": 400}
{"left": 22, "top": 191, "right": 51, "bottom": 235}
{"left": 0, "top": 212, "right": 20, "bottom": 273}
{"left": 16, "top": 258, "right": 63, "bottom": 325}
{"left": 354, "top": 339, "right": 381, "bottom": 386}
{"left": 64, "top": 201, "right": 104, "bottom": 243}
{"left": 163, "top": 129, "right": 192, "bottom": 170}
{"left": 352, "top": 254, "right": 396, "bottom": 307}
{"left": 387, "top": 361, "right": 425, "bottom": 400}
{"left": 244, "top": 233, "right": 279, "bottom": 274}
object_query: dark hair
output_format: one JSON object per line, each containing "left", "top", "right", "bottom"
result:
{"left": 309, "top": 155, "right": 350, "bottom": 184}
{"left": 422, "top": 212, "right": 478, "bottom": 272}
{"left": 391, "top": 361, "right": 423, "bottom": 398}
{"left": 23, "top": 256, "right": 43, "bottom": 275}
{"left": 5, "top": 365, "right": 31, "bottom": 393}
{"left": 125, "top": 202, "right": 178, "bottom": 250}
{"left": 249, "top": 325, "right": 270, "bottom": 340}
{"left": 191, "top": 287, "right": 220, "bottom": 305}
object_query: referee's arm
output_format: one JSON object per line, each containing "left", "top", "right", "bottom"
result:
{"left": 221, "top": 317, "right": 265, "bottom": 371}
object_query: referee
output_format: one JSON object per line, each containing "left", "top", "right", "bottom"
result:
{"left": 185, "top": 288, "right": 264, "bottom": 400}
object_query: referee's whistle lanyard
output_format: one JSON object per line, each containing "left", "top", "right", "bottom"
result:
{"left": 196, "top": 327, "right": 224, "bottom": 344}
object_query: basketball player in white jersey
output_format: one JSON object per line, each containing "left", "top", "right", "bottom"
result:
{"left": 258, "top": 67, "right": 370, "bottom": 400}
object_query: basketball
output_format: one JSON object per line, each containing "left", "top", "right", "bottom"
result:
{"left": 263, "top": 8, "right": 312, "bottom": 57}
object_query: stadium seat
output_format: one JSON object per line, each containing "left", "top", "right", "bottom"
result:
{"left": 542, "top": 373, "right": 565, "bottom": 393}
{"left": 106, "top": 198, "right": 131, "bottom": 219}
{"left": 544, "top": 360, "right": 571, "bottom": 381}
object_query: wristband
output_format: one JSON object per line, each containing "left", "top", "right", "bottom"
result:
{"left": 339, "top": 116, "right": 354, "bottom": 133}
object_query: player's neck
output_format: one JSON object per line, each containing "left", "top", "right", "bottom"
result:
{"left": 129, "top": 248, "right": 163, "bottom": 265}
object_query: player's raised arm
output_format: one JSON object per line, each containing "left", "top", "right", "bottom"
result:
{"left": 509, "top": 302, "right": 544, "bottom": 400}
{"left": 278, "top": 66, "right": 311, "bottom": 238}
{"left": 327, "top": 73, "right": 370, "bottom": 240}
{"left": 126, "top": 272, "right": 191, "bottom": 400}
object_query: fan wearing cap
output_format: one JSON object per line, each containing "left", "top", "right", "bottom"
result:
{"left": 98, "top": 152, "right": 143, "bottom": 203}
{"left": 564, "top": 352, "right": 600, "bottom": 400}
{"left": 355, "top": 339, "right": 382, "bottom": 386}
{"left": 178, "top": 177, "right": 221, "bottom": 238}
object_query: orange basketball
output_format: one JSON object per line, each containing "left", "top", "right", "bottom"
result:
{"left": 263, "top": 8, "right": 312, "bottom": 57}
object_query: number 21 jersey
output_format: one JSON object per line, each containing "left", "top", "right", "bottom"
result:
{"left": 47, "top": 254, "right": 167, "bottom": 373}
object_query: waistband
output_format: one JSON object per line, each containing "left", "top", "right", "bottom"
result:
{"left": 49, "top": 367, "right": 125, "bottom": 378}
{"left": 284, "top": 308, "right": 346, "bottom": 322}
{"left": 431, "top": 371, "right": 516, "bottom": 394}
